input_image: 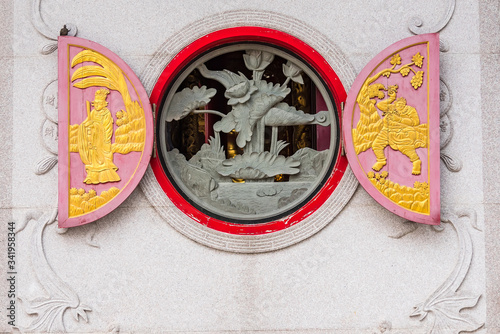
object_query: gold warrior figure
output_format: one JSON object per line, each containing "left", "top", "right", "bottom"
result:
{"left": 371, "top": 85, "right": 427, "bottom": 175}
{"left": 78, "top": 88, "right": 121, "bottom": 184}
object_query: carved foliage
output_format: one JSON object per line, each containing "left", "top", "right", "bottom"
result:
{"left": 17, "top": 210, "right": 92, "bottom": 333}
{"left": 409, "top": 210, "right": 484, "bottom": 333}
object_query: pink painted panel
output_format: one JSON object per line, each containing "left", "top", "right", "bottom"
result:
{"left": 58, "top": 36, "right": 153, "bottom": 228}
{"left": 343, "top": 33, "right": 440, "bottom": 225}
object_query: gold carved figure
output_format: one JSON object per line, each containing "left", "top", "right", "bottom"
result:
{"left": 352, "top": 52, "right": 427, "bottom": 175}
{"left": 78, "top": 89, "right": 120, "bottom": 184}
{"left": 68, "top": 49, "right": 146, "bottom": 188}
{"left": 371, "top": 85, "right": 427, "bottom": 175}
{"left": 351, "top": 52, "right": 429, "bottom": 213}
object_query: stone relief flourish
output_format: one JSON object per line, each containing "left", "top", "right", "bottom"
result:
{"left": 408, "top": 0, "right": 455, "bottom": 52}
{"left": 15, "top": 209, "right": 92, "bottom": 333}
{"left": 408, "top": 0, "right": 456, "bottom": 34}
{"left": 32, "top": 0, "right": 78, "bottom": 54}
{"left": 405, "top": 209, "right": 484, "bottom": 333}
{"left": 35, "top": 154, "right": 58, "bottom": 175}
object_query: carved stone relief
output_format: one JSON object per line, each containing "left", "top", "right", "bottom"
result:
{"left": 389, "top": 210, "right": 484, "bottom": 333}
{"left": 159, "top": 45, "right": 335, "bottom": 221}
{"left": 35, "top": 79, "right": 59, "bottom": 175}
{"left": 408, "top": 0, "right": 455, "bottom": 52}
{"left": 439, "top": 78, "right": 462, "bottom": 172}
{"left": 23, "top": 2, "right": 482, "bottom": 333}
{"left": 408, "top": 209, "right": 484, "bottom": 333}
{"left": 32, "top": 0, "right": 77, "bottom": 54}
{"left": 15, "top": 210, "right": 92, "bottom": 333}
{"left": 140, "top": 10, "right": 359, "bottom": 252}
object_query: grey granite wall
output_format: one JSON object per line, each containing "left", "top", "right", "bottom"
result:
{"left": 0, "top": 1, "right": 494, "bottom": 333}
{"left": 480, "top": 0, "right": 500, "bottom": 332}
{"left": 0, "top": 0, "right": 13, "bottom": 332}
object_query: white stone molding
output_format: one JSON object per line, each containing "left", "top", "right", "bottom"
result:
{"left": 439, "top": 78, "right": 462, "bottom": 173}
{"left": 408, "top": 1, "right": 461, "bottom": 173}
{"left": 440, "top": 153, "right": 463, "bottom": 173}
{"left": 15, "top": 210, "right": 92, "bottom": 333}
{"left": 34, "top": 59, "right": 59, "bottom": 176}
{"left": 139, "top": 9, "right": 359, "bottom": 253}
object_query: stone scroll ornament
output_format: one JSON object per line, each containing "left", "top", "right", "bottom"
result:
{"left": 58, "top": 36, "right": 153, "bottom": 228}
{"left": 343, "top": 33, "right": 440, "bottom": 225}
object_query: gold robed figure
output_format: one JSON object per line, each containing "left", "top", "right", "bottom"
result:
{"left": 78, "top": 89, "right": 121, "bottom": 184}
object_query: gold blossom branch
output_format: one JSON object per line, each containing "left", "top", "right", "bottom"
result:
{"left": 368, "top": 52, "right": 425, "bottom": 90}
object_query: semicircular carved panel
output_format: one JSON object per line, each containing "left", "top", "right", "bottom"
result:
{"left": 139, "top": 10, "right": 359, "bottom": 253}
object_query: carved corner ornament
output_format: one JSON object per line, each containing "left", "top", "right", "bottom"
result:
{"left": 343, "top": 33, "right": 440, "bottom": 225}
{"left": 58, "top": 36, "right": 153, "bottom": 228}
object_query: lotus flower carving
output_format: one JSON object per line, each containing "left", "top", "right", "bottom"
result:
{"left": 216, "top": 152, "right": 300, "bottom": 179}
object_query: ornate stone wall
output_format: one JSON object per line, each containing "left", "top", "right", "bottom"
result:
{"left": 0, "top": 0, "right": 496, "bottom": 333}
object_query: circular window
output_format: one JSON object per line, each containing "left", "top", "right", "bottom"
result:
{"left": 149, "top": 27, "right": 349, "bottom": 235}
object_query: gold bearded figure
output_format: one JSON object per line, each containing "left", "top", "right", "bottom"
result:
{"left": 351, "top": 52, "right": 428, "bottom": 175}
{"left": 78, "top": 89, "right": 120, "bottom": 184}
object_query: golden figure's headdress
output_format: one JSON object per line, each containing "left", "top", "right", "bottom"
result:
{"left": 94, "top": 88, "right": 110, "bottom": 102}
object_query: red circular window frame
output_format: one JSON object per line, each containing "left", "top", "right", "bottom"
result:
{"left": 150, "top": 27, "right": 348, "bottom": 235}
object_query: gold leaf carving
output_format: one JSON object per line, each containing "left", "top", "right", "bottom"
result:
{"left": 411, "top": 71, "right": 424, "bottom": 89}
{"left": 69, "top": 187, "right": 120, "bottom": 217}
{"left": 367, "top": 172, "right": 429, "bottom": 214}
{"left": 390, "top": 53, "right": 402, "bottom": 66}
{"left": 77, "top": 89, "right": 120, "bottom": 184}
{"left": 412, "top": 52, "right": 424, "bottom": 68}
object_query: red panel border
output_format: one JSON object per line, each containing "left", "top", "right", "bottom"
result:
{"left": 149, "top": 27, "right": 348, "bottom": 235}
